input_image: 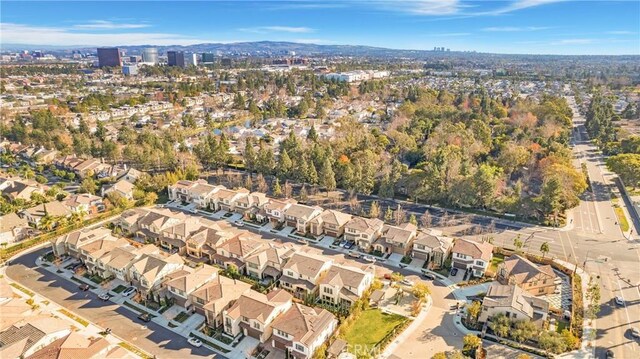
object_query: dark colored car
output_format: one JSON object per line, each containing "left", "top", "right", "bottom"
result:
{"left": 450, "top": 268, "right": 459, "bottom": 276}
{"left": 606, "top": 349, "right": 615, "bottom": 358}
{"left": 79, "top": 284, "right": 90, "bottom": 291}
{"left": 422, "top": 272, "right": 437, "bottom": 280}
{"left": 137, "top": 313, "right": 151, "bottom": 322}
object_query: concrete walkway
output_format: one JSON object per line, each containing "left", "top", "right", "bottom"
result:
{"left": 379, "top": 296, "right": 433, "bottom": 358}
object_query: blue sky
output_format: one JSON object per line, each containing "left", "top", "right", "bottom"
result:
{"left": 1, "top": 1, "right": 639, "bottom": 55}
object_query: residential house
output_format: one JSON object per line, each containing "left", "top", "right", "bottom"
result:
{"left": 284, "top": 204, "right": 323, "bottom": 235}
{"left": 264, "top": 198, "right": 297, "bottom": 225}
{"left": 112, "top": 208, "right": 149, "bottom": 235}
{"left": 27, "top": 332, "right": 132, "bottom": 359}
{"left": 21, "top": 201, "right": 72, "bottom": 228}
{"left": 157, "top": 216, "right": 219, "bottom": 255}
{"left": 270, "top": 303, "right": 338, "bottom": 359}
{"left": 211, "top": 233, "right": 264, "bottom": 272}
{"left": 412, "top": 232, "right": 454, "bottom": 268}
{"left": 478, "top": 283, "right": 549, "bottom": 327}
{"left": 101, "top": 179, "right": 135, "bottom": 200}
{"left": 245, "top": 242, "right": 297, "bottom": 283}
{"left": 190, "top": 276, "right": 252, "bottom": 327}
{"left": 280, "top": 252, "right": 333, "bottom": 299}
{"left": 235, "top": 191, "right": 269, "bottom": 218}
{"left": 64, "top": 193, "right": 105, "bottom": 214}
{"left": 343, "top": 217, "right": 384, "bottom": 251}
{"left": 135, "top": 208, "right": 187, "bottom": 243}
{"left": 210, "top": 188, "right": 249, "bottom": 212}
{"left": 184, "top": 221, "right": 239, "bottom": 260}
{"left": 451, "top": 238, "right": 493, "bottom": 277}
{"left": 373, "top": 223, "right": 417, "bottom": 256}
{"left": 163, "top": 264, "right": 219, "bottom": 311}
{"left": 94, "top": 245, "right": 159, "bottom": 282}
{"left": 498, "top": 254, "right": 558, "bottom": 296}
{"left": 1, "top": 179, "right": 45, "bottom": 201}
{"left": 0, "top": 317, "right": 71, "bottom": 358}
{"left": 308, "top": 210, "right": 352, "bottom": 238}
{"left": 116, "top": 167, "right": 142, "bottom": 183}
{"left": 50, "top": 227, "right": 114, "bottom": 258}
{"left": 128, "top": 252, "right": 184, "bottom": 297}
{"left": 223, "top": 289, "right": 293, "bottom": 342}
{"left": 0, "top": 212, "right": 30, "bottom": 245}
{"left": 79, "top": 235, "right": 130, "bottom": 276}
{"left": 318, "top": 264, "right": 374, "bottom": 308}
{"left": 167, "top": 180, "right": 222, "bottom": 209}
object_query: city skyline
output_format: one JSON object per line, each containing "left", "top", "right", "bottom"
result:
{"left": 1, "top": 0, "right": 639, "bottom": 55}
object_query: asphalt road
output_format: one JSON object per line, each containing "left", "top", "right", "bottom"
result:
{"left": 6, "top": 248, "right": 223, "bottom": 359}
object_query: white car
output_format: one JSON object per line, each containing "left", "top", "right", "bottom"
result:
{"left": 631, "top": 327, "right": 640, "bottom": 339}
{"left": 189, "top": 208, "right": 198, "bottom": 214}
{"left": 614, "top": 296, "right": 625, "bottom": 306}
{"left": 98, "top": 293, "right": 111, "bottom": 301}
{"left": 187, "top": 337, "right": 202, "bottom": 347}
{"left": 234, "top": 220, "right": 245, "bottom": 227}
{"left": 122, "top": 287, "right": 137, "bottom": 297}
{"left": 363, "top": 255, "right": 376, "bottom": 263}
{"left": 400, "top": 279, "right": 415, "bottom": 286}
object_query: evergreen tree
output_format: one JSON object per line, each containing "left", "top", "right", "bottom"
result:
{"left": 319, "top": 158, "right": 336, "bottom": 194}
{"left": 272, "top": 178, "right": 283, "bottom": 198}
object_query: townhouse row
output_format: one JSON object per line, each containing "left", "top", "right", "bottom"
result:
{"left": 168, "top": 179, "right": 459, "bottom": 270}
{"left": 49, "top": 208, "right": 373, "bottom": 358}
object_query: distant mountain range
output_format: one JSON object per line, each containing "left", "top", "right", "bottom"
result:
{"left": 2, "top": 41, "right": 638, "bottom": 59}
{"left": 2, "top": 41, "right": 466, "bottom": 57}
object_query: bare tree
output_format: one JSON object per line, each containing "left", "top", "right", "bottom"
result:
{"left": 349, "top": 195, "right": 361, "bottom": 214}
{"left": 284, "top": 181, "right": 293, "bottom": 199}
{"left": 255, "top": 173, "right": 268, "bottom": 193}
{"left": 420, "top": 210, "right": 432, "bottom": 228}
{"left": 244, "top": 174, "right": 253, "bottom": 191}
{"left": 394, "top": 204, "right": 406, "bottom": 225}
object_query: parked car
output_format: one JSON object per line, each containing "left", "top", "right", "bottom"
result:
{"left": 344, "top": 241, "right": 355, "bottom": 249}
{"left": 631, "top": 327, "right": 640, "bottom": 339}
{"left": 563, "top": 310, "right": 571, "bottom": 320}
{"left": 79, "top": 284, "right": 90, "bottom": 291}
{"left": 98, "top": 293, "right": 111, "bottom": 301}
{"left": 400, "top": 279, "right": 415, "bottom": 286}
{"left": 234, "top": 220, "right": 245, "bottom": 227}
{"left": 137, "top": 313, "right": 151, "bottom": 322}
{"left": 348, "top": 251, "right": 361, "bottom": 258}
{"left": 606, "top": 349, "right": 615, "bottom": 358}
{"left": 189, "top": 208, "right": 198, "bottom": 214}
{"left": 187, "top": 337, "right": 202, "bottom": 347}
{"left": 363, "top": 255, "right": 376, "bottom": 263}
{"left": 450, "top": 268, "right": 459, "bottom": 276}
{"left": 421, "top": 272, "right": 436, "bottom": 280}
{"left": 614, "top": 296, "right": 625, "bottom": 306}
{"left": 122, "top": 287, "right": 137, "bottom": 297}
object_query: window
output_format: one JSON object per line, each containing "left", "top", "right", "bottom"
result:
{"left": 241, "top": 316, "right": 249, "bottom": 322}
{"left": 324, "top": 287, "right": 333, "bottom": 295}
{"left": 276, "top": 329, "right": 288, "bottom": 337}
{"left": 295, "top": 344, "right": 305, "bottom": 352}
{"left": 475, "top": 260, "right": 483, "bottom": 266}
{"left": 253, "top": 322, "right": 261, "bottom": 330}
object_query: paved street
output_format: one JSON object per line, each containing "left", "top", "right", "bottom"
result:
{"left": 5, "top": 248, "right": 223, "bottom": 359}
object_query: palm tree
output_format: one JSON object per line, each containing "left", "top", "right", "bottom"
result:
{"left": 540, "top": 242, "right": 550, "bottom": 258}
{"left": 39, "top": 215, "right": 56, "bottom": 231}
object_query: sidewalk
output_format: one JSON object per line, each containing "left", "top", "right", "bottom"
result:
{"left": 379, "top": 295, "right": 433, "bottom": 358}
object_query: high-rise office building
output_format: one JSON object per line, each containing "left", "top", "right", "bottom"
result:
{"left": 201, "top": 52, "right": 215, "bottom": 64}
{"left": 184, "top": 52, "right": 198, "bottom": 67}
{"left": 167, "top": 51, "right": 185, "bottom": 67}
{"left": 141, "top": 47, "right": 158, "bottom": 64}
{"left": 97, "top": 47, "right": 122, "bottom": 67}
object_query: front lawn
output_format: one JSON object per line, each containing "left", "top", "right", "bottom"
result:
{"left": 487, "top": 253, "right": 505, "bottom": 276}
{"left": 174, "top": 311, "right": 191, "bottom": 323}
{"left": 342, "top": 309, "right": 408, "bottom": 352}
{"left": 112, "top": 285, "right": 127, "bottom": 293}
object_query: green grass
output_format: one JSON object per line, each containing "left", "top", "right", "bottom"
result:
{"left": 10, "top": 282, "right": 34, "bottom": 297}
{"left": 118, "top": 342, "right": 153, "bottom": 359}
{"left": 83, "top": 273, "right": 105, "bottom": 284}
{"left": 613, "top": 206, "right": 630, "bottom": 232}
{"left": 488, "top": 253, "right": 505, "bottom": 275}
{"left": 58, "top": 308, "right": 89, "bottom": 327}
{"left": 556, "top": 320, "right": 569, "bottom": 333}
{"left": 112, "top": 285, "right": 127, "bottom": 293}
{"left": 342, "top": 309, "right": 408, "bottom": 352}
{"left": 173, "top": 311, "right": 191, "bottom": 323}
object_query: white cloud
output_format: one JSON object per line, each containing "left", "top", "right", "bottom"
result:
{"left": 479, "top": 0, "right": 565, "bottom": 15}
{"left": 73, "top": 20, "right": 150, "bottom": 30}
{"left": 482, "top": 26, "right": 550, "bottom": 32}
{"left": 606, "top": 30, "right": 635, "bottom": 35}
{"left": 238, "top": 26, "right": 315, "bottom": 34}
{"left": 376, "top": 0, "right": 461, "bottom": 15}
{"left": 551, "top": 38, "right": 594, "bottom": 45}
{"left": 428, "top": 32, "right": 471, "bottom": 37}
{"left": 0, "top": 23, "right": 219, "bottom": 46}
